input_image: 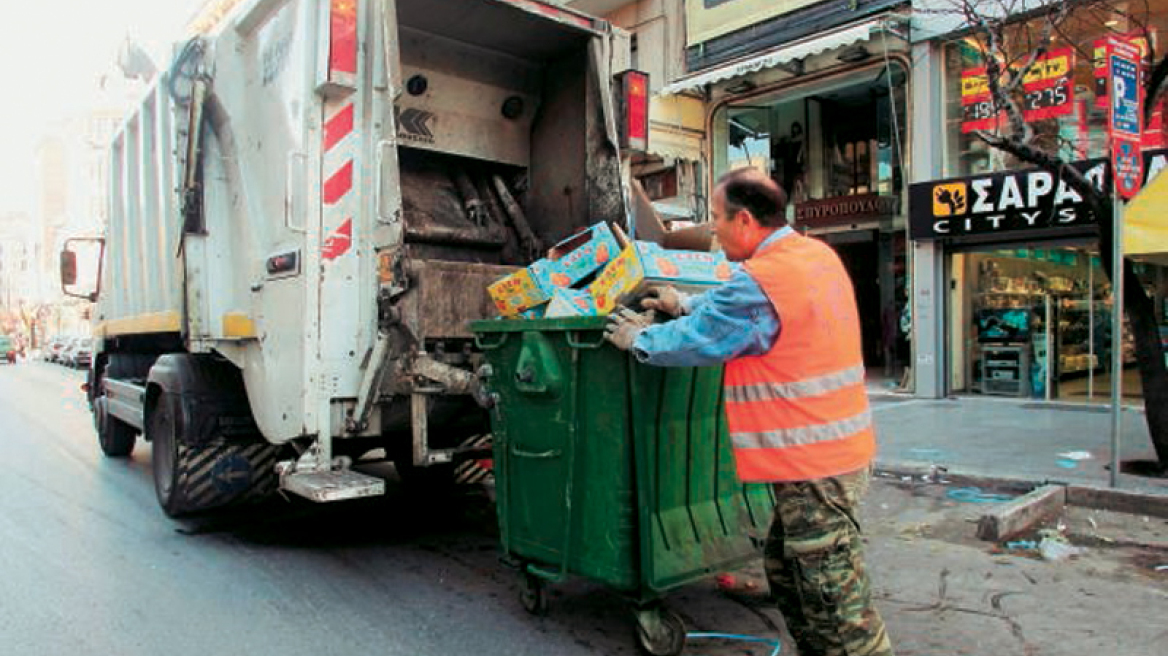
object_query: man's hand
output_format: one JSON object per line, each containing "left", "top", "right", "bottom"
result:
{"left": 639, "top": 285, "right": 685, "bottom": 317}
{"left": 604, "top": 307, "right": 654, "bottom": 351}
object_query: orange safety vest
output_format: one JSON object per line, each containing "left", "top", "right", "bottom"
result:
{"left": 724, "top": 232, "right": 876, "bottom": 482}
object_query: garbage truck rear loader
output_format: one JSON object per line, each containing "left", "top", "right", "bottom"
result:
{"left": 64, "top": 0, "right": 640, "bottom": 517}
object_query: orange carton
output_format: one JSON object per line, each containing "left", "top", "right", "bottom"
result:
{"left": 589, "top": 241, "right": 732, "bottom": 315}
{"left": 544, "top": 222, "right": 620, "bottom": 286}
{"left": 488, "top": 261, "right": 559, "bottom": 317}
{"left": 545, "top": 288, "right": 599, "bottom": 318}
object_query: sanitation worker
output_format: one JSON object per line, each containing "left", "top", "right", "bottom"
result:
{"left": 604, "top": 168, "right": 893, "bottom": 656}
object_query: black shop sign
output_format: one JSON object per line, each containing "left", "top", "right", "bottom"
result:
{"left": 908, "top": 148, "right": 1168, "bottom": 241}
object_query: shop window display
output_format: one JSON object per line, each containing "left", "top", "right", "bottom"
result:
{"left": 952, "top": 247, "right": 1164, "bottom": 402}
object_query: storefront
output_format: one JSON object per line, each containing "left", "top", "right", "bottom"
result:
{"left": 909, "top": 157, "right": 1168, "bottom": 402}
{"left": 908, "top": 2, "right": 1168, "bottom": 402}
{"left": 662, "top": 11, "right": 913, "bottom": 374}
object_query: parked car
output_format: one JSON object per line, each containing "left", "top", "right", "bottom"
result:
{"left": 65, "top": 338, "right": 94, "bottom": 369}
{"left": 46, "top": 336, "right": 73, "bottom": 364}
{"left": 0, "top": 335, "right": 15, "bottom": 364}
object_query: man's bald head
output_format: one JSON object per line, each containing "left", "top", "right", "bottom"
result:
{"left": 716, "top": 168, "right": 789, "bottom": 228}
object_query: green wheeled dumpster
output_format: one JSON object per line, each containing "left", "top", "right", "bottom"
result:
{"left": 470, "top": 316, "right": 774, "bottom": 656}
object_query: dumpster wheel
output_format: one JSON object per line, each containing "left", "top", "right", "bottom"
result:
{"left": 518, "top": 572, "right": 549, "bottom": 616}
{"left": 633, "top": 605, "right": 686, "bottom": 656}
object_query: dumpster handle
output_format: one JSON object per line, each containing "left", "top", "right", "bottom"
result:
{"left": 474, "top": 332, "right": 509, "bottom": 350}
{"left": 510, "top": 446, "right": 562, "bottom": 459}
{"left": 549, "top": 349, "right": 582, "bottom": 584}
{"left": 565, "top": 331, "right": 605, "bottom": 350}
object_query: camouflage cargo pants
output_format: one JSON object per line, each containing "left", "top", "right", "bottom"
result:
{"left": 764, "top": 468, "right": 893, "bottom": 656}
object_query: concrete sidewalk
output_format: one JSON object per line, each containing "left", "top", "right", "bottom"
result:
{"left": 867, "top": 390, "right": 1168, "bottom": 497}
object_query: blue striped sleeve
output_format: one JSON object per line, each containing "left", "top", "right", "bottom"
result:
{"left": 631, "top": 266, "right": 781, "bottom": 367}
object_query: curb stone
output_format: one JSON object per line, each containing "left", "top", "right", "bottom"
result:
{"left": 874, "top": 461, "right": 1168, "bottom": 520}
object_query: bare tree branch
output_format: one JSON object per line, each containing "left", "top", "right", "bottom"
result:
{"left": 980, "top": 16, "right": 1035, "bottom": 143}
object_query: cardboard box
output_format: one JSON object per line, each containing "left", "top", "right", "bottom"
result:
{"left": 544, "top": 288, "right": 598, "bottom": 318}
{"left": 487, "top": 222, "right": 620, "bottom": 317}
{"left": 488, "top": 260, "right": 562, "bottom": 316}
{"left": 590, "top": 241, "right": 733, "bottom": 315}
{"left": 545, "top": 222, "right": 621, "bottom": 286}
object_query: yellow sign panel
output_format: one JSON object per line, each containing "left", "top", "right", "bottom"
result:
{"left": 931, "top": 183, "right": 968, "bottom": 217}
{"left": 685, "top": 0, "right": 823, "bottom": 46}
{"left": 1022, "top": 54, "right": 1070, "bottom": 84}
{"left": 961, "top": 74, "right": 988, "bottom": 98}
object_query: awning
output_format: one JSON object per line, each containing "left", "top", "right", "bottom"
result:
{"left": 1124, "top": 170, "right": 1168, "bottom": 264}
{"left": 645, "top": 94, "right": 706, "bottom": 161}
{"left": 651, "top": 201, "right": 694, "bottom": 220}
{"left": 659, "top": 20, "right": 879, "bottom": 96}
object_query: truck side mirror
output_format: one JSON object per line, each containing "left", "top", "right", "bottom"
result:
{"left": 60, "top": 237, "right": 105, "bottom": 303}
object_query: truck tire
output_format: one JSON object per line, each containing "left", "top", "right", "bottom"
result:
{"left": 92, "top": 354, "right": 153, "bottom": 458}
{"left": 94, "top": 396, "right": 136, "bottom": 457}
{"left": 149, "top": 392, "right": 281, "bottom": 518}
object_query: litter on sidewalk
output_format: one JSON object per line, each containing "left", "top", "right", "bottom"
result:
{"left": 946, "top": 487, "right": 1014, "bottom": 503}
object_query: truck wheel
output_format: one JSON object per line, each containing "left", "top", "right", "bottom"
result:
{"left": 94, "top": 396, "right": 136, "bottom": 457}
{"left": 149, "top": 392, "right": 281, "bottom": 518}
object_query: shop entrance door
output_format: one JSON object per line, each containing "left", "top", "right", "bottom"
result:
{"left": 826, "top": 232, "right": 882, "bottom": 367}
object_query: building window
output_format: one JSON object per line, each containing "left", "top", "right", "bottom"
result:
{"left": 713, "top": 61, "right": 907, "bottom": 206}
{"left": 942, "top": 2, "right": 1168, "bottom": 177}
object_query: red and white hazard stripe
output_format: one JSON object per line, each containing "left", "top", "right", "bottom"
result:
{"left": 321, "top": 0, "right": 358, "bottom": 261}
{"left": 322, "top": 101, "right": 355, "bottom": 261}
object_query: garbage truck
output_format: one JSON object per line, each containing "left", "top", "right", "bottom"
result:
{"left": 60, "top": 0, "right": 648, "bottom": 517}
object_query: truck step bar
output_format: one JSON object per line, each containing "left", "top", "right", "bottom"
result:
{"left": 105, "top": 379, "right": 146, "bottom": 430}
{"left": 279, "top": 469, "right": 386, "bottom": 503}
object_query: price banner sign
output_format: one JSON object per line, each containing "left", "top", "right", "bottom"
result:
{"left": 961, "top": 66, "right": 998, "bottom": 133}
{"left": 1108, "top": 38, "right": 1144, "bottom": 199}
{"left": 1023, "top": 48, "right": 1074, "bottom": 121}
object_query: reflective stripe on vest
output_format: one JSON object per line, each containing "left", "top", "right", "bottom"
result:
{"left": 726, "top": 364, "right": 866, "bottom": 403}
{"left": 723, "top": 232, "right": 876, "bottom": 482}
{"left": 732, "top": 408, "right": 873, "bottom": 449}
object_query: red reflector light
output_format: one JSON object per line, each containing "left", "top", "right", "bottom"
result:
{"left": 617, "top": 70, "right": 650, "bottom": 153}
{"left": 329, "top": 0, "right": 358, "bottom": 77}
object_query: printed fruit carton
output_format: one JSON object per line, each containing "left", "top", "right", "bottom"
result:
{"left": 487, "top": 222, "right": 619, "bottom": 317}
{"left": 487, "top": 260, "right": 561, "bottom": 317}
{"left": 589, "top": 241, "right": 733, "bottom": 315}
{"left": 544, "top": 222, "right": 620, "bottom": 286}
{"left": 544, "top": 288, "right": 598, "bottom": 318}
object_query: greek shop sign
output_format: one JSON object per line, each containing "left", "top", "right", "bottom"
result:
{"left": 908, "top": 148, "right": 1168, "bottom": 240}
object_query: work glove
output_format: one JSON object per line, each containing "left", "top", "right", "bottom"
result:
{"left": 604, "top": 307, "right": 655, "bottom": 351}
{"left": 639, "top": 285, "right": 687, "bottom": 317}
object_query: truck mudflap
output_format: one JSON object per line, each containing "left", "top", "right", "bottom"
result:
{"left": 149, "top": 388, "right": 285, "bottom": 518}
{"left": 163, "top": 439, "right": 284, "bottom": 515}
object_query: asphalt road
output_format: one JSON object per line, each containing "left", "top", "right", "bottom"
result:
{"left": 0, "top": 361, "right": 674, "bottom": 656}
{"left": 4, "top": 361, "right": 1166, "bottom": 656}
